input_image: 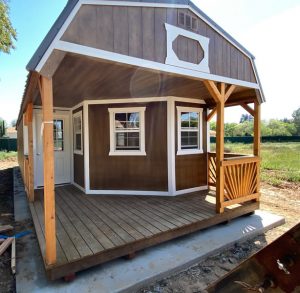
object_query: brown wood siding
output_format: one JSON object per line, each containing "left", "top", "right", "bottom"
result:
{"left": 175, "top": 102, "right": 208, "bottom": 191}
{"left": 62, "top": 5, "right": 257, "bottom": 83}
{"left": 72, "top": 106, "right": 85, "bottom": 188}
{"left": 17, "top": 118, "right": 24, "bottom": 179}
{"left": 89, "top": 102, "right": 168, "bottom": 191}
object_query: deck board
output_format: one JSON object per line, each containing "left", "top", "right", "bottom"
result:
{"left": 31, "top": 185, "right": 259, "bottom": 280}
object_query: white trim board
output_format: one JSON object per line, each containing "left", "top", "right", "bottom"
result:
{"left": 35, "top": 0, "right": 257, "bottom": 75}
{"left": 55, "top": 40, "right": 260, "bottom": 89}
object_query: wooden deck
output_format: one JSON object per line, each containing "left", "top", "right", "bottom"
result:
{"left": 29, "top": 185, "right": 259, "bottom": 280}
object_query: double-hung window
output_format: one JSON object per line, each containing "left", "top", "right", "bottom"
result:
{"left": 73, "top": 111, "right": 83, "bottom": 155}
{"left": 109, "top": 107, "right": 146, "bottom": 156}
{"left": 177, "top": 106, "right": 203, "bottom": 155}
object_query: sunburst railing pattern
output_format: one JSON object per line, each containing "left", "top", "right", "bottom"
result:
{"left": 208, "top": 153, "right": 260, "bottom": 209}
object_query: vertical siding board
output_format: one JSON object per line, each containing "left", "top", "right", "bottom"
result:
{"left": 237, "top": 51, "right": 245, "bottom": 80}
{"left": 154, "top": 8, "right": 167, "bottom": 63}
{"left": 96, "top": 6, "right": 114, "bottom": 51}
{"left": 128, "top": 7, "right": 143, "bottom": 58}
{"left": 142, "top": 8, "right": 155, "bottom": 61}
{"left": 78, "top": 5, "right": 97, "bottom": 48}
{"left": 166, "top": 8, "right": 178, "bottom": 57}
{"left": 214, "top": 34, "right": 223, "bottom": 76}
{"left": 230, "top": 44, "right": 238, "bottom": 79}
{"left": 244, "top": 58, "right": 251, "bottom": 82}
{"left": 113, "top": 6, "right": 129, "bottom": 55}
{"left": 177, "top": 35, "right": 188, "bottom": 62}
{"left": 206, "top": 27, "right": 216, "bottom": 75}
{"left": 187, "top": 39, "right": 197, "bottom": 64}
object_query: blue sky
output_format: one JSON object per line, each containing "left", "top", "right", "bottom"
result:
{"left": 0, "top": 0, "right": 300, "bottom": 124}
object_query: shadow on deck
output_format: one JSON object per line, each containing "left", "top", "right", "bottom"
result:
{"left": 29, "top": 185, "right": 259, "bottom": 280}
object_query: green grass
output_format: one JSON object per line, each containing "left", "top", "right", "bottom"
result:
{"left": 0, "top": 151, "right": 17, "bottom": 161}
{"left": 211, "top": 142, "right": 300, "bottom": 186}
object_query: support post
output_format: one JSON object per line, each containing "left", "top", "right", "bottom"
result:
{"left": 203, "top": 80, "right": 236, "bottom": 213}
{"left": 216, "top": 99, "right": 225, "bottom": 213}
{"left": 27, "top": 102, "right": 34, "bottom": 202}
{"left": 40, "top": 75, "right": 56, "bottom": 265}
{"left": 253, "top": 101, "right": 261, "bottom": 197}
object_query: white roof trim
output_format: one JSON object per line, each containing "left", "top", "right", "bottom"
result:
{"left": 55, "top": 40, "right": 260, "bottom": 89}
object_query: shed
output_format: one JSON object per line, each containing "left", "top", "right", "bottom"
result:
{"left": 17, "top": 0, "right": 264, "bottom": 280}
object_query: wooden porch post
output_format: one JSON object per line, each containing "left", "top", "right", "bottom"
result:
{"left": 253, "top": 101, "right": 261, "bottom": 196}
{"left": 204, "top": 80, "right": 236, "bottom": 213}
{"left": 27, "top": 102, "right": 34, "bottom": 202}
{"left": 39, "top": 75, "right": 56, "bottom": 265}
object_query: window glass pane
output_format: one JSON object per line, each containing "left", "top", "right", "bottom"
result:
{"left": 181, "top": 131, "right": 198, "bottom": 149}
{"left": 76, "top": 134, "right": 81, "bottom": 150}
{"left": 189, "top": 112, "right": 199, "bottom": 128}
{"left": 116, "top": 132, "right": 140, "bottom": 150}
{"left": 181, "top": 112, "right": 189, "bottom": 128}
{"left": 115, "top": 112, "right": 139, "bottom": 130}
{"left": 53, "top": 119, "right": 64, "bottom": 151}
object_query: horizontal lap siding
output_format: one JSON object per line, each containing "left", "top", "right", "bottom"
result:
{"left": 61, "top": 5, "right": 257, "bottom": 83}
{"left": 175, "top": 102, "right": 208, "bottom": 191}
{"left": 73, "top": 106, "right": 85, "bottom": 188}
{"left": 89, "top": 102, "right": 168, "bottom": 191}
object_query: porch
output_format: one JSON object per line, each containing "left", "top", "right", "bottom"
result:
{"left": 29, "top": 184, "right": 259, "bottom": 280}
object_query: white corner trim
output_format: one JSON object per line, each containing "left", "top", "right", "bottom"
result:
{"left": 175, "top": 185, "right": 208, "bottom": 196}
{"left": 55, "top": 40, "right": 260, "bottom": 89}
{"left": 72, "top": 181, "right": 86, "bottom": 193}
{"left": 165, "top": 23, "right": 210, "bottom": 73}
{"left": 108, "top": 106, "right": 146, "bottom": 156}
{"left": 176, "top": 106, "right": 203, "bottom": 156}
{"left": 83, "top": 101, "right": 90, "bottom": 192}
{"left": 167, "top": 99, "right": 176, "bottom": 195}
{"left": 72, "top": 110, "right": 83, "bottom": 155}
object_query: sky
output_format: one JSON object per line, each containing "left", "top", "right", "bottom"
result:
{"left": 0, "top": 0, "right": 300, "bottom": 124}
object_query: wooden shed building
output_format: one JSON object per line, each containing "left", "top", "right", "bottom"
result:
{"left": 17, "top": 0, "right": 265, "bottom": 280}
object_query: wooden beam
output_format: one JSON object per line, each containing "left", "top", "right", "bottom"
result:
{"left": 207, "top": 107, "right": 217, "bottom": 122}
{"left": 27, "top": 102, "right": 34, "bottom": 202}
{"left": 203, "top": 80, "right": 222, "bottom": 103}
{"left": 224, "top": 85, "right": 236, "bottom": 102}
{"left": 39, "top": 75, "right": 56, "bottom": 265}
{"left": 241, "top": 103, "right": 255, "bottom": 116}
{"left": 253, "top": 101, "right": 261, "bottom": 198}
{"left": 216, "top": 99, "right": 225, "bottom": 214}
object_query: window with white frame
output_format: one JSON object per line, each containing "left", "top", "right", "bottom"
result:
{"left": 73, "top": 111, "right": 83, "bottom": 155}
{"left": 109, "top": 107, "right": 146, "bottom": 156}
{"left": 177, "top": 106, "right": 203, "bottom": 155}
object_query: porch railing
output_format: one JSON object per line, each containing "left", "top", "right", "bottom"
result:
{"left": 208, "top": 152, "right": 260, "bottom": 208}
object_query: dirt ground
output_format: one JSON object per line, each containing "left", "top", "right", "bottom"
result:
{"left": 0, "top": 159, "right": 18, "bottom": 293}
{"left": 0, "top": 158, "right": 299, "bottom": 292}
{"left": 139, "top": 182, "right": 300, "bottom": 293}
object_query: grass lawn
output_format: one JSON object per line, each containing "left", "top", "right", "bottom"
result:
{"left": 211, "top": 142, "right": 300, "bottom": 186}
{"left": 0, "top": 151, "right": 17, "bottom": 161}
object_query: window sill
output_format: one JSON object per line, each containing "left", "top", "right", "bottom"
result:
{"left": 109, "top": 151, "right": 147, "bottom": 156}
{"left": 177, "top": 149, "right": 203, "bottom": 156}
{"left": 74, "top": 150, "right": 83, "bottom": 155}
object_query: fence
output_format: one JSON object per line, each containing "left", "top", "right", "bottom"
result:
{"left": 0, "top": 138, "right": 17, "bottom": 152}
{"left": 210, "top": 136, "right": 300, "bottom": 144}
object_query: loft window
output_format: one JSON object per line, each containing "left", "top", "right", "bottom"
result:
{"left": 73, "top": 111, "right": 83, "bottom": 155}
{"left": 178, "top": 12, "right": 198, "bottom": 31}
{"left": 108, "top": 107, "right": 146, "bottom": 156}
{"left": 177, "top": 106, "right": 203, "bottom": 155}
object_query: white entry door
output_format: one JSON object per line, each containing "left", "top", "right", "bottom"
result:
{"left": 35, "top": 111, "right": 71, "bottom": 187}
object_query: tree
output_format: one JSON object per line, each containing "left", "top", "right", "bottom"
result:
{"left": 240, "top": 113, "right": 253, "bottom": 123}
{"left": 0, "top": 0, "right": 17, "bottom": 53}
{"left": 292, "top": 108, "right": 300, "bottom": 135}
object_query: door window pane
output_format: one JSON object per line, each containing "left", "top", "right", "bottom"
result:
{"left": 53, "top": 119, "right": 64, "bottom": 151}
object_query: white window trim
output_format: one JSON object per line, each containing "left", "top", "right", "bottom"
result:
{"left": 177, "top": 106, "right": 203, "bottom": 155}
{"left": 108, "top": 107, "right": 146, "bottom": 156}
{"left": 23, "top": 114, "right": 28, "bottom": 156}
{"left": 73, "top": 111, "right": 83, "bottom": 155}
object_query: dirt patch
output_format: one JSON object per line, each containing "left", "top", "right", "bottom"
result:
{"left": 0, "top": 161, "right": 17, "bottom": 293}
{"left": 138, "top": 183, "right": 300, "bottom": 293}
